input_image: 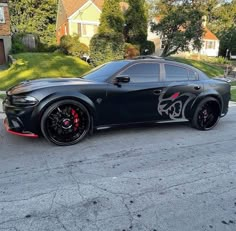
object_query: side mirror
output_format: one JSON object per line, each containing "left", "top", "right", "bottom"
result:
{"left": 114, "top": 75, "right": 130, "bottom": 85}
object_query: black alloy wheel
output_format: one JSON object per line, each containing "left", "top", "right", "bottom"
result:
{"left": 192, "top": 97, "right": 220, "bottom": 130}
{"left": 41, "top": 100, "right": 91, "bottom": 145}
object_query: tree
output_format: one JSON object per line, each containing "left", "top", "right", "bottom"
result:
{"left": 205, "top": 0, "right": 236, "bottom": 56}
{"left": 124, "top": 0, "right": 148, "bottom": 44}
{"left": 90, "top": 0, "right": 125, "bottom": 65}
{"left": 9, "top": 0, "right": 57, "bottom": 47}
{"left": 151, "top": 0, "right": 204, "bottom": 57}
{"left": 90, "top": 33, "right": 125, "bottom": 66}
{"left": 60, "top": 35, "right": 88, "bottom": 57}
{"left": 218, "top": 27, "right": 236, "bottom": 57}
{"left": 98, "top": 0, "right": 125, "bottom": 34}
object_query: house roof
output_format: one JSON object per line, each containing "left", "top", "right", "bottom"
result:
{"left": 57, "top": 0, "right": 128, "bottom": 29}
{"left": 203, "top": 27, "right": 218, "bottom": 40}
{"left": 61, "top": 0, "right": 104, "bottom": 18}
{"left": 155, "top": 16, "right": 161, "bottom": 22}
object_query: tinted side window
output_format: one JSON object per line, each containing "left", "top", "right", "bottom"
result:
{"left": 189, "top": 70, "right": 198, "bottom": 80}
{"left": 120, "top": 63, "right": 160, "bottom": 83}
{"left": 165, "top": 64, "right": 189, "bottom": 81}
{"left": 82, "top": 61, "right": 130, "bottom": 81}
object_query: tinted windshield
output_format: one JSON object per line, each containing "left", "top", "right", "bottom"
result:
{"left": 82, "top": 61, "right": 130, "bottom": 81}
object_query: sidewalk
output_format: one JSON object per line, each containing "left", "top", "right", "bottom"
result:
{"left": 0, "top": 101, "right": 4, "bottom": 119}
{"left": 0, "top": 91, "right": 6, "bottom": 115}
{"left": 0, "top": 100, "right": 3, "bottom": 112}
{"left": 0, "top": 99, "right": 3, "bottom": 116}
{"left": 0, "top": 65, "right": 7, "bottom": 71}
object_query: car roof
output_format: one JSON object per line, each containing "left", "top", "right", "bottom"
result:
{"left": 123, "top": 56, "right": 208, "bottom": 77}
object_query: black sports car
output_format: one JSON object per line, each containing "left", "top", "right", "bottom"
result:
{"left": 3, "top": 56, "right": 231, "bottom": 145}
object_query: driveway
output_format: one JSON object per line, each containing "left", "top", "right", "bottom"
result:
{"left": 0, "top": 65, "right": 7, "bottom": 70}
{"left": 0, "top": 104, "right": 236, "bottom": 231}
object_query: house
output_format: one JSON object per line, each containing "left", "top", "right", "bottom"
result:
{"left": 56, "top": 0, "right": 103, "bottom": 46}
{"left": 147, "top": 17, "right": 220, "bottom": 57}
{"left": 198, "top": 27, "right": 219, "bottom": 57}
{"left": 0, "top": 0, "right": 11, "bottom": 65}
{"left": 56, "top": 0, "right": 129, "bottom": 46}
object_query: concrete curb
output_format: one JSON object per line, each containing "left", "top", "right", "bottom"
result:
{"left": 0, "top": 99, "right": 3, "bottom": 113}
{"left": 0, "top": 99, "right": 4, "bottom": 119}
{"left": 0, "top": 91, "right": 6, "bottom": 116}
{"left": 229, "top": 101, "right": 236, "bottom": 107}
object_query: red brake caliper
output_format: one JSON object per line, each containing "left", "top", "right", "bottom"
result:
{"left": 71, "top": 109, "right": 80, "bottom": 131}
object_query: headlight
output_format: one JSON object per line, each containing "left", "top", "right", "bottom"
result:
{"left": 12, "top": 95, "right": 38, "bottom": 106}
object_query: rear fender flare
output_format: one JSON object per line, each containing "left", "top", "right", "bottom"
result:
{"left": 189, "top": 90, "right": 223, "bottom": 119}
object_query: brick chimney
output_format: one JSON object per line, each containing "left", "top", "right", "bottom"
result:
{"left": 202, "top": 16, "right": 207, "bottom": 27}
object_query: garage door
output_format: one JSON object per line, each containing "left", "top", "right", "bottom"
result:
{"left": 0, "top": 39, "right": 6, "bottom": 65}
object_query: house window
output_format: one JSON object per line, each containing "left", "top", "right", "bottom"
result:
{"left": 78, "top": 23, "right": 81, "bottom": 36}
{"left": 78, "top": 23, "right": 98, "bottom": 37}
{"left": 206, "top": 41, "right": 215, "bottom": 49}
{"left": 0, "top": 7, "right": 5, "bottom": 23}
{"left": 161, "top": 40, "right": 166, "bottom": 49}
{"left": 82, "top": 24, "right": 87, "bottom": 35}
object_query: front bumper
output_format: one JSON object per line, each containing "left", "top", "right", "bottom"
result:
{"left": 3, "top": 98, "right": 39, "bottom": 138}
{"left": 3, "top": 117, "right": 39, "bottom": 138}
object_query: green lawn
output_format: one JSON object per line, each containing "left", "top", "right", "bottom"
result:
{"left": 230, "top": 81, "right": 236, "bottom": 86}
{"left": 0, "top": 94, "right": 5, "bottom": 100}
{"left": 0, "top": 52, "right": 228, "bottom": 92}
{"left": 0, "top": 53, "right": 91, "bottom": 90}
{"left": 171, "top": 57, "right": 225, "bottom": 77}
{"left": 231, "top": 89, "right": 236, "bottom": 102}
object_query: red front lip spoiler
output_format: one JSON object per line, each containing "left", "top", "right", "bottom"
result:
{"left": 3, "top": 118, "right": 39, "bottom": 138}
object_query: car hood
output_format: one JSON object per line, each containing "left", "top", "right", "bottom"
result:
{"left": 7, "top": 78, "right": 97, "bottom": 95}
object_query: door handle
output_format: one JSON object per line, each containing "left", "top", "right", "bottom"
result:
{"left": 153, "top": 89, "right": 162, "bottom": 95}
{"left": 194, "top": 85, "right": 201, "bottom": 90}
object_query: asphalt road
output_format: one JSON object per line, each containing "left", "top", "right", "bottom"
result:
{"left": 0, "top": 104, "right": 236, "bottom": 231}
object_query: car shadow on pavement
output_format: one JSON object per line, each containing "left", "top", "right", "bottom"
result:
{"left": 94, "top": 121, "right": 190, "bottom": 135}
{"left": 1, "top": 121, "right": 191, "bottom": 147}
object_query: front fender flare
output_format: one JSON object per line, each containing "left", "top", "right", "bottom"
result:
{"left": 31, "top": 92, "right": 96, "bottom": 133}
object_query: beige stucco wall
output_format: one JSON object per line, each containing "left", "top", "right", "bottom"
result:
{"left": 68, "top": 3, "right": 101, "bottom": 46}
{"left": 200, "top": 39, "right": 219, "bottom": 57}
{"left": 73, "top": 4, "right": 101, "bottom": 22}
{"left": 69, "top": 21, "right": 79, "bottom": 35}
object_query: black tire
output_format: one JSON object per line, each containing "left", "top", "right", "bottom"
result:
{"left": 191, "top": 97, "right": 221, "bottom": 131}
{"left": 41, "top": 100, "right": 90, "bottom": 146}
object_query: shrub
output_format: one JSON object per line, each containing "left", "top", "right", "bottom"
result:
{"left": 189, "top": 54, "right": 231, "bottom": 65}
{"left": 124, "top": 43, "right": 140, "bottom": 58}
{"left": 60, "top": 35, "right": 89, "bottom": 57}
{"left": 202, "top": 56, "right": 231, "bottom": 65}
{"left": 140, "top": 40, "right": 155, "bottom": 55}
{"left": 11, "top": 33, "right": 44, "bottom": 54}
{"left": 11, "top": 33, "right": 28, "bottom": 54}
{"left": 38, "top": 43, "right": 59, "bottom": 52}
{"left": 90, "top": 32, "right": 125, "bottom": 66}
{"left": 11, "top": 40, "right": 27, "bottom": 54}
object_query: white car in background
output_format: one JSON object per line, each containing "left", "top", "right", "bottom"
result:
{"left": 230, "top": 50, "right": 236, "bottom": 60}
